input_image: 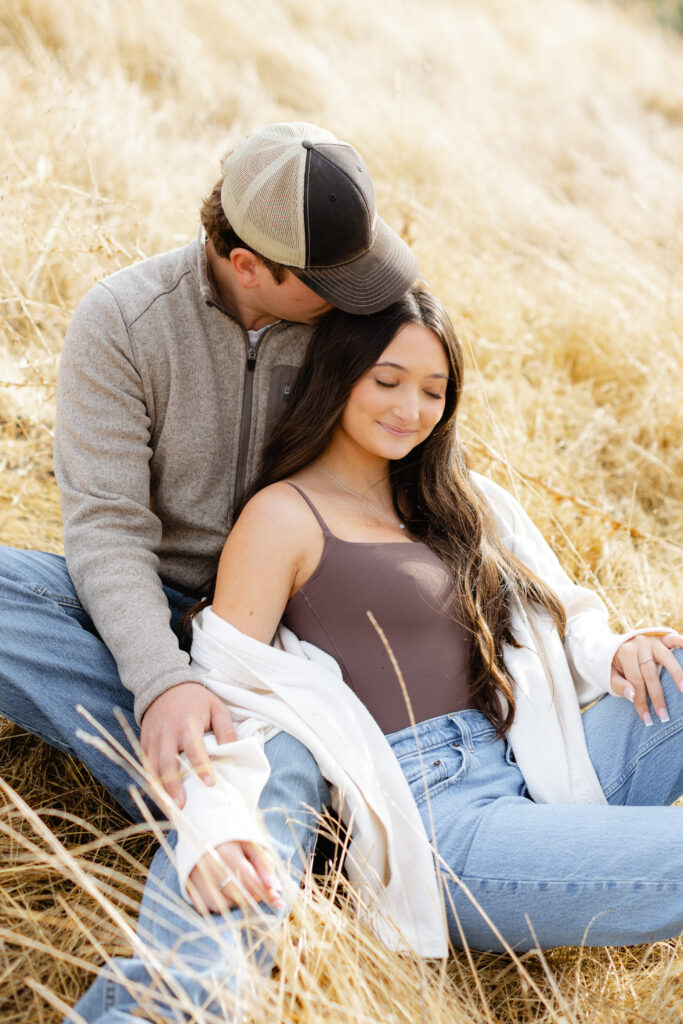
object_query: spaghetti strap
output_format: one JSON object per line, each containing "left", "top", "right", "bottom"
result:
{"left": 284, "top": 482, "right": 332, "bottom": 536}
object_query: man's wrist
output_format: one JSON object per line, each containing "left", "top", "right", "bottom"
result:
{"left": 135, "top": 671, "right": 205, "bottom": 724}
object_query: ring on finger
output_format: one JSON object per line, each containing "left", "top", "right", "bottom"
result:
{"left": 219, "top": 874, "right": 233, "bottom": 891}
{"left": 639, "top": 657, "right": 655, "bottom": 665}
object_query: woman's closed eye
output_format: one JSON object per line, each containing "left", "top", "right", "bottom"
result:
{"left": 375, "top": 379, "right": 444, "bottom": 400}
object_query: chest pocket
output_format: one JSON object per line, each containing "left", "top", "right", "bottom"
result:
{"left": 266, "top": 364, "right": 300, "bottom": 435}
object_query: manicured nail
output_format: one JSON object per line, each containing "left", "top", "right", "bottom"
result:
{"left": 623, "top": 685, "right": 635, "bottom": 703}
{"left": 174, "top": 797, "right": 183, "bottom": 808}
{"left": 657, "top": 707, "right": 670, "bottom": 723}
{"left": 267, "top": 876, "right": 283, "bottom": 894}
{"left": 202, "top": 774, "right": 214, "bottom": 786}
{"left": 643, "top": 712, "right": 653, "bottom": 727}
{"left": 677, "top": 681, "right": 683, "bottom": 693}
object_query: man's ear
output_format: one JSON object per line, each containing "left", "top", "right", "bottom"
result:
{"left": 229, "top": 248, "right": 261, "bottom": 290}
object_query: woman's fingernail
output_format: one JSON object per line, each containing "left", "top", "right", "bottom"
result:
{"left": 642, "top": 712, "right": 653, "bottom": 727}
{"left": 267, "top": 876, "right": 283, "bottom": 894}
{"left": 201, "top": 774, "right": 214, "bottom": 786}
{"left": 677, "top": 681, "right": 683, "bottom": 693}
{"left": 174, "top": 797, "right": 183, "bottom": 808}
{"left": 657, "top": 707, "right": 670, "bottom": 723}
{"left": 623, "top": 685, "right": 635, "bottom": 703}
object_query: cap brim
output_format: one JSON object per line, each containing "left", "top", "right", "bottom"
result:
{"left": 291, "top": 217, "right": 419, "bottom": 315}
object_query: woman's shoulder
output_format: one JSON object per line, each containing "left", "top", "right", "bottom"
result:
{"left": 236, "top": 480, "right": 324, "bottom": 541}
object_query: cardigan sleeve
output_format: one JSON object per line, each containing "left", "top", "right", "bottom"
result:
{"left": 171, "top": 735, "right": 273, "bottom": 899}
{"left": 471, "top": 474, "right": 668, "bottom": 705}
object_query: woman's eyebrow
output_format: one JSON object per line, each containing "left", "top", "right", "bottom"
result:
{"left": 375, "top": 361, "right": 449, "bottom": 380}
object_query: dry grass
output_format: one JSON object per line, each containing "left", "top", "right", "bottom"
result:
{"left": 1, "top": 0, "right": 683, "bottom": 1019}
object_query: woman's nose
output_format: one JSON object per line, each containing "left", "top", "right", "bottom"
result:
{"left": 393, "top": 389, "right": 420, "bottom": 422}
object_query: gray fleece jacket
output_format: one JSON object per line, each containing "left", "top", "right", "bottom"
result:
{"left": 54, "top": 231, "right": 312, "bottom": 721}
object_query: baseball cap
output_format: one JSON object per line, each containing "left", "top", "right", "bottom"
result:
{"left": 220, "top": 122, "right": 418, "bottom": 315}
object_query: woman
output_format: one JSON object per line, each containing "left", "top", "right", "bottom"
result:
{"left": 74, "top": 285, "right": 683, "bottom": 1023}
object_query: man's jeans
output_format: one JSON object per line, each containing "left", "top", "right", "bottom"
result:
{"left": 0, "top": 548, "right": 332, "bottom": 1022}
{"left": 0, "top": 547, "right": 196, "bottom": 819}
{"left": 72, "top": 731, "right": 330, "bottom": 1024}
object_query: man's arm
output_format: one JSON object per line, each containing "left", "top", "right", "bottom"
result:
{"left": 55, "top": 283, "right": 234, "bottom": 805}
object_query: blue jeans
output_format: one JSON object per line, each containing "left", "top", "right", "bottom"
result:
{"left": 71, "top": 731, "right": 330, "bottom": 1024}
{"left": 0, "top": 548, "right": 195, "bottom": 819}
{"left": 73, "top": 661, "right": 683, "bottom": 1022}
{"left": 388, "top": 654, "right": 683, "bottom": 952}
{"left": 1, "top": 549, "right": 682, "bottom": 1018}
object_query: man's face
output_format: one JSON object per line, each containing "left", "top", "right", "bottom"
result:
{"left": 260, "top": 268, "right": 333, "bottom": 325}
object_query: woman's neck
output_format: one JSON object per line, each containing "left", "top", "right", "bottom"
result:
{"left": 313, "top": 435, "right": 392, "bottom": 503}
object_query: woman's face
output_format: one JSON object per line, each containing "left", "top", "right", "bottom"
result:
{"left": 337, "top": 324, "right": 450, "bottom": 461}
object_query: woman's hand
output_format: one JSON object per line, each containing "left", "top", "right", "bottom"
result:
{"left": 187, "top": 840, "right": 284, "bottom": 915}
{"left": 610, "top": 633, "right": 683, "bottom": 725}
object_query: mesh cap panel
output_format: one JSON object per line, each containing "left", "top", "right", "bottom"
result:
{"left": 221, "top": 123, "right": 337, "bottom": 267}
{"left": 219, "top": 122, "right": 419, "bottom": 311}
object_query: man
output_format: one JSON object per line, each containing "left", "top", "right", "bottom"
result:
{"left": 0, "top": 122, "right": 418, "bottom": 812}
{"left": 0, "top": 122, "right": 419, "bottom": 1019}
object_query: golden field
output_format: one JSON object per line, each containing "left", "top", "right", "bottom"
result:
{"left": 1, "top": 0, "right": 682, "bottom": 1020}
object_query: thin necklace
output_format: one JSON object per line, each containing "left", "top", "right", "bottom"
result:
{"left": 320, "top": 467, "right": 406, "bottom": 530}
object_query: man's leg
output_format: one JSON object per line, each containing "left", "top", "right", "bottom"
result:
{"left": 70, "top": 732, "right": 331, "bottom": 1023}
{"left": 0, "top": 547, "right": 192, "bottom": 819}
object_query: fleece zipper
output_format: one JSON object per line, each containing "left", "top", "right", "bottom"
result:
{"left": 233, "top": 325, "right": 275, "bottom": 505}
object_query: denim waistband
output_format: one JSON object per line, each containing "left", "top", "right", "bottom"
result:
{"left": 385, "top": 709, "right": 498, "bottom": 759}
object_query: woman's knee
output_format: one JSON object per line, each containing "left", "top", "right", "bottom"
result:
{"left": 263, "top": 731, "right": 331, "bottom": 808}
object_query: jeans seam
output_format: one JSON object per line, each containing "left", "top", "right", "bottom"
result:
{"left": 601, "top": 717, "right": 683, "bottom": 800}
{"left": 0, "top": 714, "right": 76, "bottom": 757}
{"left": 393, "top": 737, "right": 455, "bottom": 761}
{"left": 103, "top": 977, "right": 116, "bottom": 1010}
{"left": 30, "top": 584, "right": 82, "bottom": 608}
{"left": 456, "top": 874, "right": 683, "bottom": 888}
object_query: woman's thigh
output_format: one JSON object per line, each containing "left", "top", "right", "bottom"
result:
{"left": 442, "top": 796, "right": 683, "bottom": 952}
{"left": 389, "top": 712, "right": 683, "bottom": 954}
{"left": 583, "top": 647, "right": 683, "bottom": 806}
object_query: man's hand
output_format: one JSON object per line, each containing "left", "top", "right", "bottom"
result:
{"left": 187, "top": 841, "right": 284, "bottom": 915}
{"left": 140, "top": 682, "right": 237, "bottom": 807}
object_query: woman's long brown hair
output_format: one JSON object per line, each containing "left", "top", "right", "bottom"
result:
{"left": 194, "top": 285, "right": 566, "bottom": 736}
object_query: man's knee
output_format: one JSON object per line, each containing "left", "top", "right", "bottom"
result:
{"left": 0, "top": 545, "right": 72, "bottom": 593}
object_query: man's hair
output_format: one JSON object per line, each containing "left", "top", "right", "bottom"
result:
{"left": 200, "top": 178, "right": 288, "bottom": 284}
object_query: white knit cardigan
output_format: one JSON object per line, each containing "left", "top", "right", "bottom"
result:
{"left": 171, "top": 474, "right": 663, "bottom": 958}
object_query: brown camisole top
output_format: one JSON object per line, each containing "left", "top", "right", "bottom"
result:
{"left": 281, "top": 484, "right": 475, "bottom": 734}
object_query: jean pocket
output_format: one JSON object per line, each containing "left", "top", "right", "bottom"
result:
{"left": 504, "top": 741, "right": 530, "bottom": 798}
{"left": 396, "top": 745, "right": 467, "bottom": 804}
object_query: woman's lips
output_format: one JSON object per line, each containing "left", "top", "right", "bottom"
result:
{"left": 378, "top": 421, "right": 415, "bottom": 437}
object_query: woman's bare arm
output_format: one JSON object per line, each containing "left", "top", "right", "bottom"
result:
{"left": 211, "top": 482, "right": 321, "bottom": 641}
{"left": 187, "top": 482, "right": 321, "bottom": 913}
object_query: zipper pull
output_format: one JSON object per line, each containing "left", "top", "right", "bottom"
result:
{"left": 247, "top": 345, "right": 257, "bottom": 371}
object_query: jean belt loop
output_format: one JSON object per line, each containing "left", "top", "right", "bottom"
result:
{"left": 460, "top": 717, "right": 475, "bottom": 753}
{"left": 447, "top": 712, "right": 471, "bottom": 750}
